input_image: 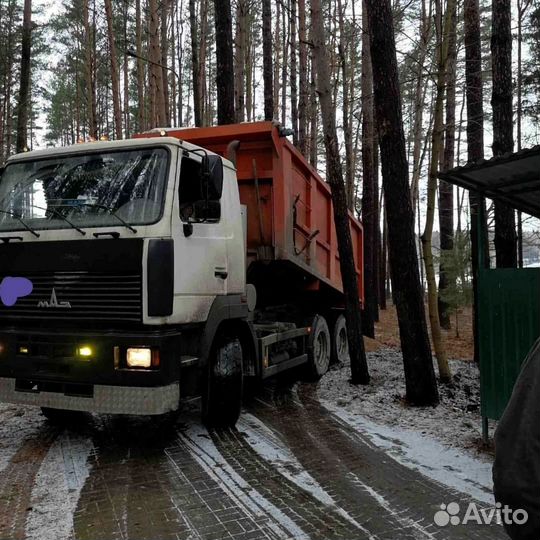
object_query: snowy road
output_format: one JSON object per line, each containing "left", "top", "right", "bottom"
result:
{"left": 0, "top": 381, "right": 508, "bottom": 540}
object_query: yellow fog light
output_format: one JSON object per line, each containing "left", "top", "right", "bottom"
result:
{"left": 126, "top": 348, "right": 152, "bottom": 368}
{"left": 77, "top": 346, "right": 94, "bottom": 359}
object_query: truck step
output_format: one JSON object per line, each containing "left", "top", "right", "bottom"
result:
{"left": 180, "top": 356, "right": 199, "bottom": 368}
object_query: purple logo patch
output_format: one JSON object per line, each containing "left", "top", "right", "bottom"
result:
{"left": 0, "top": 277, "right": 33, "bottom": 307}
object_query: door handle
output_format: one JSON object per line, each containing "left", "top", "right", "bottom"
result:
{"left": 215, "top": 268, "right": 228, "bottom": 279}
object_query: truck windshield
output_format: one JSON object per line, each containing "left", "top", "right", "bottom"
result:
{"left": 0, "top": 147, "right": 169, "bottom": 233}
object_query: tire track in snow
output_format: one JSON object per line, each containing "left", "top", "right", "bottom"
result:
{"left": 269, "top": 384, "right": 506, "bottom": 540}
{"left": 25, "top": 431, "right": 94, "bottom": 540}
{"left": 249, "top": 383, "right": 445, "bottom": 539}
{"left": 0, "top": 406, "right": 48, "bottom": 474}
{"left": 177, "top": 421, "right": 302, "bottom": 540}
{"left": 71, "top": 427, "right": 130, "bottom": 540}
{"left": 348, "top": 474, "right": 438, "bottom": 540}
{"left": 0, "top": 421, "right": 59, "bottom": 540}
{"left": 72, "top": 417, "right": 194, "bottom": 540}
{"left": 323, "top": 399, "right": 495, "bottom": 505}
{"left": 238, "top": 413, "right": 378, "bottom": 537}
{"left": 201, "top": 422, "right": 375, "bottom": 539}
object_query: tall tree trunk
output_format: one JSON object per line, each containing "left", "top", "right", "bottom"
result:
{"left": 2, "top": 0, "right": 16, "bottom": 158}
{"left": 421, "top": 0, "right": 454, "bottom": 383}
{"left": 311, "top": 0, "right": 370, "bottom": 386}
{"left": 148, "top": 0, "right": 166, "bottom": 128}
{"left": 104, "top": 0, "right": 122, "bottom": 139}
{"left": 366, "top": 0, "right": 439, "bottom": 405}
{"left": 360, "top": 0, "right": 377, "bottom": 338}
{"left": 410, "top": 0, "right": 431, "bottom": 216}
{"left": 338, "top": 0, "right": 354, "bottom": 208}
{"left": 174, "top": 0, "right": 184, "bottom": 126}
{"left": 214, "top": 0, "right": 235, "bottom": 125}
{"left": 262, "top": 0, "right": 274, "bottom": 121}
{"left": 161, "top": 0, "right": 171, "bottom": 127}
{"left": 189, "top": 0, "right": 203, "bottom": 126}
{"left": 234, "top": 0, "right": 247, "bottom": 122}
{"left": 83, "top": 0, "right": 97, "bottom": 139}
{"left": 200, "top": 0, "right": 209, "bottom": 125}
{"left": 273, "top": 0, "right": 281, "bottom": 120}
{"left": 307, "top": 12, "right": 318, "bottom": 169}
{"left": 373, "top": 128, "right": 381, "bottom": 316}
{"left": 380, "top": 198, "right": 388, "bottom": 310}
{"left": 205, "top": 15, "right": 213, "bottom": 125}
{"left": 437, "top": 0, "right": 457, "bottom": 330}
{"left": 308, "top": 20, "right": 318, "bottom": 168}
{"left": 171, "top": 0, "right": 178, "bottom": 126}
{"left": 245, "top": 18, "right": 254, "bottom": 121}
{"left": 516, "top": 0, "right": 531, "bottom": 268}
{"left": 135, "top": 0, "right": 145, "bottom": 132}
{"left": 298, "top": 0, "right": 308, "bottom": 154}
{"left": 290, "top": 0, "right": 298, "bottom": 145}
{"left": 464, "top": 0, "right": 488, "bottom": 364}
{"left": 280, "top": 1, "right": 288, "bottom": 125}
{"left": 491, "top": 0, "right": 516, "bottom": 268}
{"left": 16, "top": 0, "right": 32, "bottom": 153}
{"left": 123, "top": 0, "right": 130, "bottom": 138}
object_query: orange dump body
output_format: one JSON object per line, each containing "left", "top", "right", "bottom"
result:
{"left": 137, "top": 122, "right": 364, "bottom": 304}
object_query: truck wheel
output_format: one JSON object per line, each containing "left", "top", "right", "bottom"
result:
{"left": 41, "top": 407, "right": 83, "bottom": 425}
{"left": 306, "top": 315, "right": 331, "bottom": 380}
{"left": 332, "top": 314, "right": 349, "bottom": 364}
{"left": 202, "top": 338, "right": 243, "bottom": 428}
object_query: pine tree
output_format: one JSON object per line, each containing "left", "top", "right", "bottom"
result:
{"left": 214, "top": 0, "right": 235, "bottom": 125}
{"left": 492, "top": 0, "right": 517, "bottom": 268}
{"left": 365, "top": 0, "right": 439, "bottom": 405}
{"left": 311, "top": 0, "right": 370, "bottom": 386}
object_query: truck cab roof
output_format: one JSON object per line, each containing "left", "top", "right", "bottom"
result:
{"left": 6, "top": 136, "right": 236, "bottom": 171}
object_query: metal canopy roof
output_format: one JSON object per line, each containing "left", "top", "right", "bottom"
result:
{"left": 439, "top": 146, "right": 540, "bottom": 219}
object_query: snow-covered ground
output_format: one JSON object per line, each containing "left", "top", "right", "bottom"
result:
{"left": 318, "top": 349, "right": 493, "bottom": 455}
{"left": 317, "top": 350, "right": 497, "bottom": 504}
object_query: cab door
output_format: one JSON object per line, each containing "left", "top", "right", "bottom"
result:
{"left": 172, "top": 155, "right": 229, "bottom": 300}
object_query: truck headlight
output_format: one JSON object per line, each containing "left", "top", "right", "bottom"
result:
{"left": 126, "top": 348, "right": 152, "bottom": 368}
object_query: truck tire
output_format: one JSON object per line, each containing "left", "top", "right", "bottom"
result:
{"left": 41, "top": 407, "right": 83, "bottom": 425}
{"left": 306, "top": 315, "right": 331, "bottom": 380}
{"left": 202, "top": 338, "right": 243, "bottom": 427}
{"left": 332, "top": 314, "right": 349, "bottom": 364}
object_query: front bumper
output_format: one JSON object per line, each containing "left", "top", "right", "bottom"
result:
{"left": 0, "top": 327, "right": 185, "bottom": 415}
{"left": 0, "top": 377, "right": 180, "bottom": 415}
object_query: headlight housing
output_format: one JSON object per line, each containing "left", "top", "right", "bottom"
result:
{"left": 126, "top": 348, "right": 152, "bottom": 368}
{"left": 114, "top": 346, "right": 160, "bottom": 370}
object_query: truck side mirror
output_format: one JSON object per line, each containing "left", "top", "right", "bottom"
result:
{"left": 201, "top": 154, "right": 223, "bottom": 201}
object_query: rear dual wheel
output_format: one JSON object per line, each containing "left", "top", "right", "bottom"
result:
{"left": 306, "top": 315, "right": 331, "bottom": 380}
{"left": 306, "top": 313, "right": 349, "bottom": 381}
{"left": 331, "top": 314, "right": 349, "bottom": 364}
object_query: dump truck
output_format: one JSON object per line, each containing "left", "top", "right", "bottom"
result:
{"left": 0, "top": 122, "right": 363, "bottom": 426}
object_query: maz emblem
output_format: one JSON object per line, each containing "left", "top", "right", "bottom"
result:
{"left": 38, "top": 288, "right": 72, "bottom": 309}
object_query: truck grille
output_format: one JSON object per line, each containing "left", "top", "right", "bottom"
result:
{"left": 0, "top": 271, "right": 142, "bottom": 323}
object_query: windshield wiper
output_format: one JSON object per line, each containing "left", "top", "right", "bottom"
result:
{"left": 27, "top": 204, "right": 86, "bottom": 236}
{"left": 53, "top": 202, "right": 138, "bottom": 234}
{"left": 0, "top": 209, "right": 40, "bottom": 238}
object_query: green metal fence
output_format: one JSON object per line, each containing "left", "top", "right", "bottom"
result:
{"left": 477, "top": 267, "right": 540, "bottom": 421}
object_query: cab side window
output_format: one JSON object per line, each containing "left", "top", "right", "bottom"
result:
{"left": 179, "top": 157, "right": 202, "bottom": 207}
{"left": 178, "top": 156, "right": 222, "bottom": 223}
